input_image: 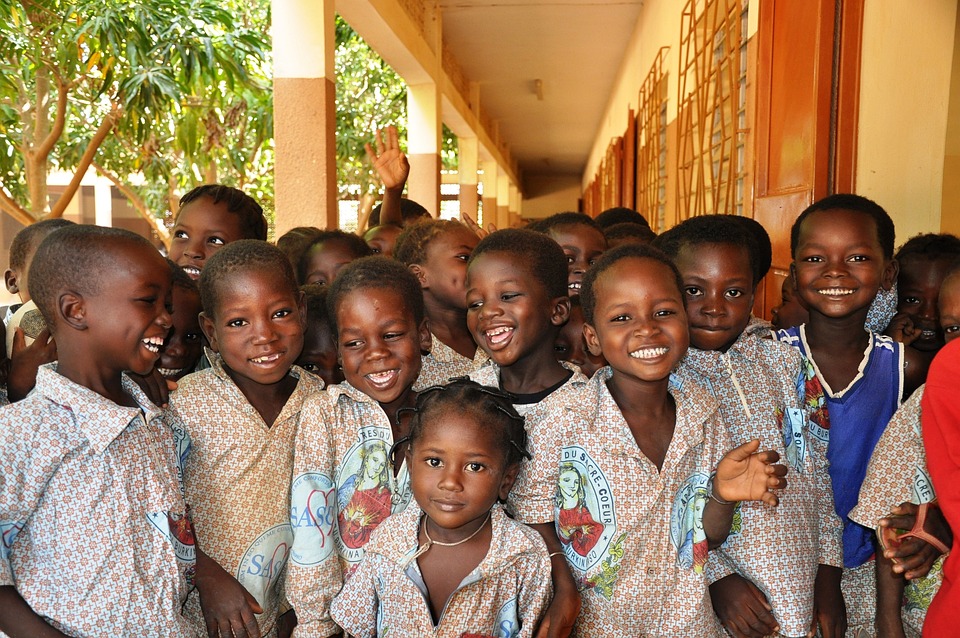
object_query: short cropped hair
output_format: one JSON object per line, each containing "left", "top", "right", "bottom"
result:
{"left": 407, "top": 379, "right": 530, "bottom": 467}
{"left": 604, "top": 222, "right": 657, "bottom": 245}
{"left": 296, "top": 231, "right": 373, "bottom": 284}
{"left": 594, "top": 207, "right": 651, "bottom": 229}
{"left": 895, "top": 233, "right": 960, "bottom": 263}
{"left": 28, "top": 225, "right": 159, "bottom": 327}
{"left": 723, "top": 215, "right": 772, "bottom": 282}
{"left": 199, "top": 240, "right": 298, "bottom": 317}
{"left": 394, "top": 219, "right": 469, "bottom": 266}
{"left": 301, "top": 283, "right": 333, "bottom": 330}
{"left": 580, "top": 243, "right": 684, "bottom": 325}
{"left": 325, "top": 256, "right": 425, "bottom": 335}
{"left": 276, "top": 226, "right": 323, "bottom": 269}
{"left": 369, "top": 198, "right": 431, "bottom": 226}
{"left": 654, "top": 215, "right": 762, "bottom": 285}
{"left": 790, "top": 194, "right": 896, "bottom": 259}
{"left": 469, "top": 229, "right": 568, "bottom": 299}
{"left": 528, "top": 211, "right": 603, "bottom": 235}
{"left": 9, "top": 218, "right": 75, "bottom": 270}
{"left": 178, "top": 184, "right": 268, "bottom": 241}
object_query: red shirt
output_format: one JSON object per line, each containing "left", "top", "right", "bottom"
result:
{"left": 921, "top": 338, "right": 960, "bottom": 636}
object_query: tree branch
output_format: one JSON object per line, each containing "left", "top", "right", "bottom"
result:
{"left": 91, "top": 160, "right": 170, "bottom": 248}
{"left": 48, "top": 107, "right": 120, "bottom": 218}
{"left": 34, "top": 78, "right": 68, "bottom": 159}
{"left": 0, "top": 186, "right": 36, "bottom": 226}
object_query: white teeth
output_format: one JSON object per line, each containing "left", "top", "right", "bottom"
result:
{"left": 485, "top": 326, "right": 514, "bottom": 345}
{"left": 818, "top": 288, "right": 855, "bottom": 296}
{"left": 141, "top": 337, "right": 163, "bottom": 353}
{"left": 630, "top": 347, "right": 668, "bottom": 359}
{"left": 922, "top": 330, "right": 937, "bottom": 338}
{"left": 158, "top": 367, "right": 184, "bottom": 377}
{"left": 569, "top": 282, "right": 581, "bottom": 290}
{"left": 183, "top": 266, "right": 201, "bottom": 278}
{"left": 366, "top": 370, "right": 396, "bottom": 385}
{"left": 251, "top": 353, "right": 281, "bottom": 364}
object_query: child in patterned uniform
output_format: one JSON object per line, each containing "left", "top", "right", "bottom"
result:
{"left": 286, "top": 256, "right": 432, "bottom": 637}
{"left": 557, "top": 243, "right": 787, "bottom": 637}
{"left": 167, "top": 240, "right": 323, "bottom": 638}
{"left": 331, "top": 379, "right": 552, "bottom": 637}
{"left": 774, "top": 194, "right": 926, "bottom": 636}
{"left": 659, "top": 216, "right": 845, "bottom": 637}
{"left": 465, "top": 228, "right": 591, "bottom": 636}
{"left": 849, "top": 262, "right": 960, "bottom": 637}
{"left": 0, "top": 225, "right": 194, "bottom": 637}
{"left": 296, "top": 284, "right": 344, "bottom": 387}
{"left": 529, "top": 212, "right": 607, "bottom": 297}
{"left": 393, "top": 219, "right": 488, "bottom": 388}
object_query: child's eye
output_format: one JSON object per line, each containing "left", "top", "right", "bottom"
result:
{"left": 455, "top": 253, "right": 470, "bottom": 261}
{"left": 208, "top": 236, "right": 226, "bottom": 246}
{"left": 655, "top": 309, "right": 676, "bottom": 317}
{"left": 300, "top": 362, "right": 319, "bottom": 372}
{"left": 425, "top": 457, "right": 443, "bottom": 468}
{"left": 343, "top": 339, "right": 363, "bottom": 349}
{"left": 684, "top": 286, "right": 702, "bottom": 297}
{"left": 801, "top": 255, "right": 823, "bottom": 263}
{"left": 848, "top": 255, "right": 869, "bottom": 262}
{"left": 501, "top": 292, "right": 520, "bottom": 302}
{"left": 726, "top": 289, "right": 744, "bottom": 299}
{"left": 554, "top": 343, "right": 569, "bottom": 354}
{"left": 467, "top": 299, "right": 483, "bottom": 310}
{"left": 273, "top": 308, "right": 293, "bottom": 319}
{"left": 611, "top": 314, "right": 630, "bottom": 322}
{"left": 943, "top": 324, "right": 959, "bottom": 335}
{"left": 227, "top": 318, "right": 248, "bottom": 328}
{"left": 903, "top": 296, "right": 921, "bottom": 306}
{"left": 185, "top": 332, "right": 202, "bottom": 343}
{"left": 565, "top": 255, "right": 575, "bottom": 265}
{"left": 465, "top": 462, "right": 485, "bottom": 473}
{"left": 383, "top": 332, "right": 405, "bottom": 340}
{"left": 173, "top": 230, "right": 188, "bottom": 240}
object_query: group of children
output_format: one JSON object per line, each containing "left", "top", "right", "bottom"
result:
{"left": 1, "top": 174, "right": 958, "bottom": 638}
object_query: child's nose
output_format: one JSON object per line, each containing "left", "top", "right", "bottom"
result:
{"left": 438, "top": 467, "right": 463, "bottom": 491}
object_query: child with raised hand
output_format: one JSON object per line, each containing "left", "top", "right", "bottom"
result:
{"left": 169, "top": 184, "right": 268, "bottom": 281}
{"left": 297, "top": 230, "right": 373, "bottom": 287}
{"left": 286, "top": 256, "right": 432, "bottom": 637}
{"left": 331, "top": 379, "right": 552, "bottom": 637}
{"left": 885, "top": 233, "right": 960, "bottom": 378}
{"left": 554, "top": 296, "right": 606, "bottom": 378}
{"left": 394, "top": 219, "right": 487, "bottom": 387}
{"left": 529, "top": 211, "right": 607, "bottom": 296}
{"left": 167, "top": 240, "right": 323, "bottom": 638}
{"left": 568, "top": 243, "right": 787, "bottom": 636}
{"left": 849, "top": 262, "right": 960, "bottom": 638}
{"left": 658, "top": 216, "right": 844, "bottom": 638}
{"left": 157, "top": 261, "right": 205, "bottom": 381}
{"left": 296, "top": 284, "right": 344, "bottom": 387}
{"left": 774, "top": 194, "right": 926, "bottom": 635}
{"left": 0, "top": 225, "right": 194, "bottom": 636}
{"left": 465, "top": 228, "right": 595, "bottom": 636}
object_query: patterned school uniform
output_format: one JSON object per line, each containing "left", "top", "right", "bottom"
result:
{"left": 415, "top": 332, "right": 490, "bottom": 389}
{"left": 676, "top": 331, "right": 843, "bottom": 636}
{"left": 774, "top": 325, "right": 905, "bottom": 635}
{"left": 921, "top": 339, "right": 960, "bottom": 637}
{"left": 331, "top": 503, "right": 552, "bottom": 638}
{"left": 286, "top": 380, "right": 415, "bottom": 638}
{"left": 470, "top": 361, "right": 595, "bottom": 524}
{"left": 849, "top": 386, "right": 942, "bottom": 638}
{"left": 167, "top": 353, "right": 323, "bottom": 637}
{"left": 546, "top": 367, "right": 729, "bottom": 637}
{"left": 0, "top": 365, "right": 195, "bottom": 637}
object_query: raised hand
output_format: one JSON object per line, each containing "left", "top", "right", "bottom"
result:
{"left": 715, "top": 439, "right": 787, "bottom": 506}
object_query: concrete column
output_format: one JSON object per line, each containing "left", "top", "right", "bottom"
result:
{"left": 496, "top": 173, "right": 510, "bottom": 231}
{"left": 273, "top": 0, "right": 336, "bottom": 234}
{"left": 407, "top": 83, "right": 442, "bottom": 216}
{"left": 480, "top": 160, "right": 498, "bottom": 228}
{"left": 458, "top": 136, "right": 479, "bottom": 221}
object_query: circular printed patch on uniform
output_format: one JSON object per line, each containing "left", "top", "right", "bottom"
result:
{"left": 290, "top": 471, "right": 337, "bottom": 566}
{"left": 237, "top": 523, "right": 294, "bottom": 608}
{"left": 555, "top": 446, "right": 617, "bottom": 573}
{"left": 669, "top": 471, "right": 710, "bottom": 571}
{"left": 335, "top": 428, "right": 397, "bottom": 564}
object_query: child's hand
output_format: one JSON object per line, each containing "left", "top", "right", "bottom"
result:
{"left": 885, "top": 311, "right": 921, "bottom": 346}
{"left": 810, "top": 564, "right": 845, "bottom": 638}
{"left": 533, "top": 583, "right": 580, "bottom": 638}
{"left": 715, "top": 439, "right": 787, "bottom": 506}
{"left": 8, "top": 327, "right": 57, "bottom": 401}
{"left": 879, "top": 502, "right": 951, "bottom": 579}
{"left": 365, "top": 125, "right": 409, "bottom": 192}
{"left": 195, "top": 549, "right": 263, "bottom": 638}
{"left": 708, "top": 573, "right": 778, "bottom": 638}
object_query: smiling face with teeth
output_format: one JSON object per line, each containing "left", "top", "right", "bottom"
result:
{"left": 200, "top": 267, "right": 305, "bottom": 395}
{"left": 168, "top": 197, "right": 249, "bottom": 280}
{"left": 792, "top": 208, "right": 896, "bottom": 322}
{"left": 335, "top": 287, "right": 431, "bottom": 409}
{"left": 895, "top": 256, "right": 955, "bottom": 353}
{"left": 158, "top": 284, "right": 205, "bottom": 381}
{"left": 583, "top": 256, "right": 688, "bottom": 389}
{"left": 546, "top": 224, "right": 608, "bottom": 297}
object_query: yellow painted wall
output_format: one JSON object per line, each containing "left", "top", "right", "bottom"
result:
{"left": 856, "top": 0, "right": 957, "bottom": 245}
{"left": 941, "top": 5, "right": 960, "bottom": 237}
{"left": 523, "top": 174, "right": 583, "bottom": 219}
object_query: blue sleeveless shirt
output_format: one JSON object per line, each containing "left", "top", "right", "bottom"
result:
{"left": 774, "top": 325, "right": 904, "bottom": 568}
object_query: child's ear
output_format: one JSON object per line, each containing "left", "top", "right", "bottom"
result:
{"left": 881, "top": 259, "right": 899, "bottom": 292}
{"left": 59, "top": 291, "right": 87, "bottom": 330}
{"left": 418, "top": 317, "right": 432, "bottom": 355}
{"left": 498, "top": 462, "right": 522, "bottom": 502}
{"left": 550, "top": 296, "right": 572, "bottom": 327}
{"left": 4, "top": 269, "right": 18, "bottom": 296}
{"left": 198, "top": 312, "right": 220, "bottom": 352}
{"left": 789, "top": 263, "right": 798, "bottom": 291}
{"left": 583, "top": 322, "right": 603, "bottom": 357}
{"left": 408, "top": 264, "right": 428, "bottom": 288}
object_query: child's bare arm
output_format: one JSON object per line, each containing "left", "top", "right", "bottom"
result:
{"left": 529, "top": 522, "right": 581, "bottom": 638}
{"left": 0, "top": 586, "right": 70, "bottom": 637}
{"left": 194, "top": 547, "right": 263, "bottom": 638}
{"left": 811, "top": 564, "right": 845, "bottom": 638}
{"left": 708, "top": 574, "right": 778, "bottom": 638}
{"left": 365, "top": 125, "right": 408, "bottom": 227}
{"left": 874, "top": 552, "right": 907, "bottom": 638}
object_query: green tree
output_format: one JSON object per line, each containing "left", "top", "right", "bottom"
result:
{"left": 0, "top": 0, "right": 269, "bottom": 231}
